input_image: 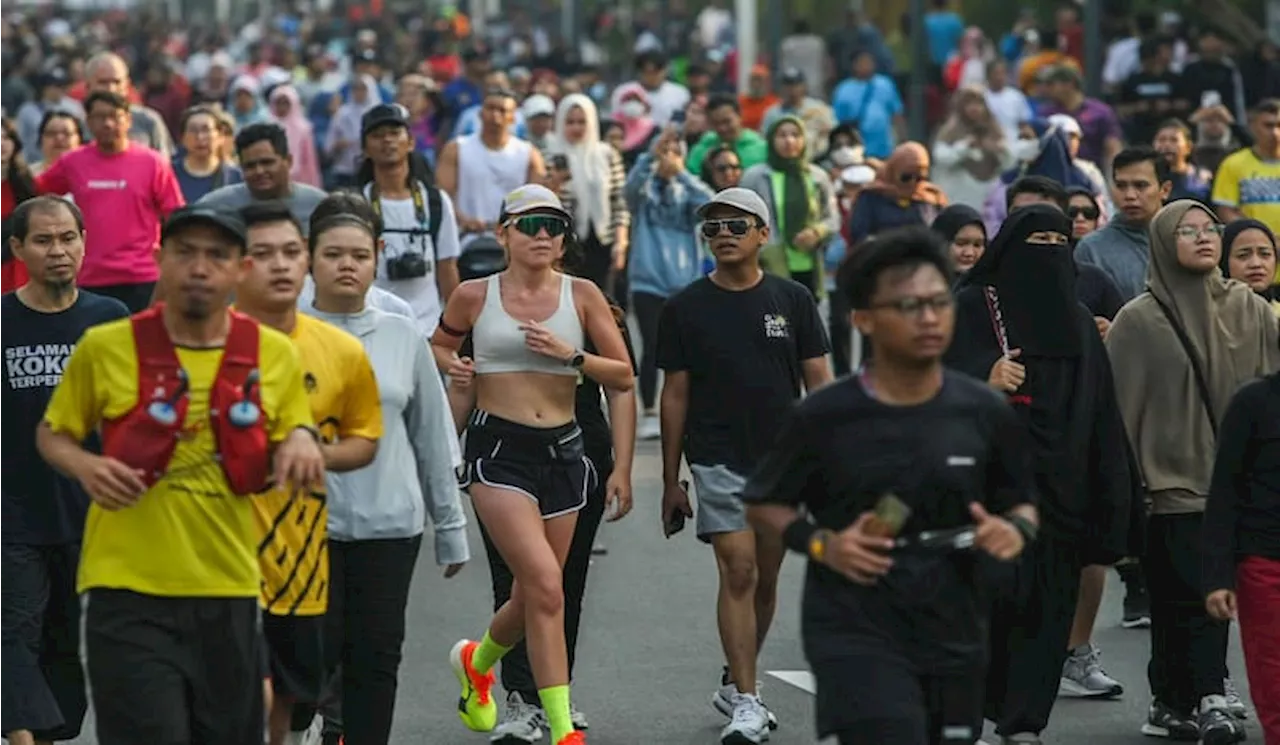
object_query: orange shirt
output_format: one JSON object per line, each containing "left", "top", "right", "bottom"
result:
{"left": 740, "top": 94, "right": 781, "bottom": 132}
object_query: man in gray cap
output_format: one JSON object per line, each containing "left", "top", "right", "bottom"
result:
{"left": 656, "top": 187, "right": 832, "bottom": 744}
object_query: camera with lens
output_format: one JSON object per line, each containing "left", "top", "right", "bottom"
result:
{"left": 386, "top": 238, "right": 430, "bottom": 280}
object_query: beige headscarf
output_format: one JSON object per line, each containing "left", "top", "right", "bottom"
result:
{"left": 1106, "top": 200, "right": 1280, "bottom": 507}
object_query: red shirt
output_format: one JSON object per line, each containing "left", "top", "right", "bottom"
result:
{"left": 35, "top": 144, "right": 185, "bottom": 287}
{"left": 1, "top": 180, "right": 29, "bottom": 292}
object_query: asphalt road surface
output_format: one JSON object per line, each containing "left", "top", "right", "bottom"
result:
{"left": 69, "top": 438, "right": 1256, "bottom": 745}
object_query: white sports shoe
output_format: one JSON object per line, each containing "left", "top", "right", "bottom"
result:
{"left": 490, "top": 692, "right": 545, "bottom": 744}
{"left": 720, "top": 692, "right": 771, "bottom": 745}
{"left": 283, "top": 715, "right": 323, "bottom": 745}
{"left": 638, "top": 414, "right": 661, "bottom": 440}
{"left": 713, "top": 677, "right": 778, "bottom": 730}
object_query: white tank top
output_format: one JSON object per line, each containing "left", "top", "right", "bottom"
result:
{"left": 472, "top": 273, "right": 584, "bottom": 377}
{"left": 456, "top": 134, "right": 532, "bottom": 248}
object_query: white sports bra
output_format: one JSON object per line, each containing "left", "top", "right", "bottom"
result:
{"left": 472, "top": 273, "right": 584, "bottom": 377}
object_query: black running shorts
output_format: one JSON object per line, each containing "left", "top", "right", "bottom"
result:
{"left": 459, "top": 410, "right": 596, "bottom": 519}
{"left": 261, "top": 612, "right": 326, "bottom": 703}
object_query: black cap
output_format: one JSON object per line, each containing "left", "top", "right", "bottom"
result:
{"left": 39, "top": 69, "right": 69, "bottom": 89}
{"left": 361, "top": 103, "right": 410, "bottom": 139}
{"left": 162, "top": 206, "right": 246, "bottom": 247}
{"left": 353, "top": 48, "right": 380, "bottom": 65}
{"left": 780, "top": 67, "right": 805, "bottom": 85}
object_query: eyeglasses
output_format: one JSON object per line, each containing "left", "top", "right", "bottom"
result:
{"left": 1173, "top": 224, "right": 1225, "bottom": 240}
{"left": 715, "top": 163, "right": 743, "bottom": 173}
{"left": 508, "top": 215, "right": 569, "bottom": 238}
{"left": 1067, "top": 205, "right": 1100, "bottom": 220}
{"left": 870, "top": 293, "right": 954, "bottom": 318}
{"left": 701, "top": 218, "right": 757, "bottom": 238}
{"left": 898, "top": 173, "right": 925, "bottom": 184}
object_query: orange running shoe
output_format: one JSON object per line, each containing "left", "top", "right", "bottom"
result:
{"left": 449, "top": 639, "right": 497, "bottom": 731}
{"left": 556, "top": 732, "right": 587, "bottom": 745}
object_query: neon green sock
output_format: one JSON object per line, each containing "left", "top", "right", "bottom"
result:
{"left": 538, "top": 685, "right": 573, "bottom": 741}
{"left": 471, "top": 630, "right": 512, "bottom": 675}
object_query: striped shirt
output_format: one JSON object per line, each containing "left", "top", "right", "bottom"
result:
{"left": 558, "top": 145, "right": 630, "bottom": 246}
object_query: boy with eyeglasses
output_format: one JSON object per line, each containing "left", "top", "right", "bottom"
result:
{"left": 656, "top": 187, "right": 832, "bottom": 744}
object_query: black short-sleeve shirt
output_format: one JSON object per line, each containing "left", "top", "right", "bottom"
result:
{"left": 656, "top": 274, "right": 830, "bottom": 473}
{"left": 741, "top": 371, "right": 1036, "bottom": 670}
{"left": 3, "top": 290, "right": 130, "bottom": 544}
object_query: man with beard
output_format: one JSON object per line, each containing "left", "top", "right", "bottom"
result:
{"left": 658, "top": 187, "right": 831, "bottom": 744}
{"left": 35, "top": 205, "right": 326, "bottom": 744}
{"left": 742, "top": 227, "right": 1037, "bottom": 745}
{"left": 2, "top": 197, "right": 129, "bottom": 745}
{"left": 233, "top": 202, "right": 383, "bottom": 745}
{"left": 944, "top": 205, "right": 1137, "bottom": 745}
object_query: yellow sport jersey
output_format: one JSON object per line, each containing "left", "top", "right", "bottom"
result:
{"left": 43, "top": 316, "right": 314, "bottom": 598}
{"left": 256, "top": 314, "right": 382, "bottom": 616}
{"left": 1212, "top": 149, "right": 1280, "bottom": 233}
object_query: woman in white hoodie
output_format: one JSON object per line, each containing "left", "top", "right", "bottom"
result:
{"left": 299, "top": 192, "right": 469, "bottom": 745}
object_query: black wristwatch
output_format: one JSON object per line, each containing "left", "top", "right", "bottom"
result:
{"left": 565, "top": 350, "right": 586, "bottom": 369}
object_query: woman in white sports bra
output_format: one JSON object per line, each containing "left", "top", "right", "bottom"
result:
{"left": 431, "top": 184, "right": 633, "bottom": 745}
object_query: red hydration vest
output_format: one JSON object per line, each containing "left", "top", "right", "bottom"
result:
{"left": 102, "top": 305, "right": 271, "bottom": 496}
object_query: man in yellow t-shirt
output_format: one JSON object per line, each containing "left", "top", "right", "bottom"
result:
{"left": 235, "top": 202, "right": 383, "bottom": 745}
{"left": 36, "top": 206, "right": 325, "bottom": 745}
{"left": 1213, "top": 99, "right": 1280, "bottom": 236}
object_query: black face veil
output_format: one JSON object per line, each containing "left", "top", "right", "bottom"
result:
{"left": 961, "top": 204, "right": 1082, "bottom": 356}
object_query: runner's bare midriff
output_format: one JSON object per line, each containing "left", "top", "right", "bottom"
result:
{"left": 476, "top": 371, "right": 577, "bottom": 427}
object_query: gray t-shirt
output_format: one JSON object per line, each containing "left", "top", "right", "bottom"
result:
{"left": 197, "top": 182, "right": 329, "bottom": 234}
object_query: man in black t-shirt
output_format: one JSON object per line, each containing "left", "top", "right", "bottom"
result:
{"left": 742, "top": 227, "right": 1038, "bottom": 745}
{"left": 657, "top": 187, "right": 832, "bottom": 745}
{"left": 2, "top": 197, "right": 129, "bottom": 744}
{"left": 1116, "top": 37, "right": 1188, "bottom": 146}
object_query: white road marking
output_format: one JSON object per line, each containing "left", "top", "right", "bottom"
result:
{"left": 766, "top": 669, "right": 817, "bottom": 695}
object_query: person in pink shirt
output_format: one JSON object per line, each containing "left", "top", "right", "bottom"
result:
{"left": 35, "top": 90, "right": 185, "bottom": 311}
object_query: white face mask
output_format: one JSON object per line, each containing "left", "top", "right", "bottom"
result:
{"left": 1011, "top": 138, "right": 1041, "bottom": 163}
{"left": 620, "top": 100, "right": 647, "bottom": 119}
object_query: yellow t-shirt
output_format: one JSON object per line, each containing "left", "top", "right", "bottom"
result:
{"left": 43, "top": 316, "right": 314, "bottom": 598}
{"left": 1212, "top": 149, "right": 1280, "bottom": 232}
{"left": 256, "top": 314, "right": 383, "bottom": 616}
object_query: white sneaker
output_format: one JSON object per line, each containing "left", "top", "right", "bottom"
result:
{"left": 570, "top": 704, "right": 589, "bottom": 731}
{"left": 1223, "top": 678, "right": 1248, "bottom": 719}
{"left": 1059, "top": 644, "right": 1123, "bottom": 699}
{"left": 284, "top": 715, "right": 323, "bottom": 745}
{"left": 720, "top": 692, "right": 771, "bottom": 744}
{"left": 490, "top": 692, "right": 544, "bottom": 744}
{"left": 639, "top": 414, "right": 661, "bottom": 440}
{"left": 713, "top": 676, "right": 778, "bottom": 730}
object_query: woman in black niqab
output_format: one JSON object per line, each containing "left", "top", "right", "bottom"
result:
{"left": 947, "top": 203, "right": 1139, "bottom": 742}
{"left": 954, "top": 203, "right": 1083, "bottom": 361}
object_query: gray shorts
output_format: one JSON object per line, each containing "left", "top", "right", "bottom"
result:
{"left": 691, "top": 463, "right": 750, "bottom": 542}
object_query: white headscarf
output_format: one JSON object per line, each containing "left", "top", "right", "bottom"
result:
{"left": 553, "top": 93, "right": 612, "bottom": 239}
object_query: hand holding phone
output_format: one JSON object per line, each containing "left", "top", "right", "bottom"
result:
{"left": 662, "top": 479, "right": 693, "bottom": 538}
{"left": 864, "top": 493, "right": 912, "bottom": 538}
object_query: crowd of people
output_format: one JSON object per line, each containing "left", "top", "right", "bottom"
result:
{"left": 2, "top": 3, "right": 1280, "bottom": 745}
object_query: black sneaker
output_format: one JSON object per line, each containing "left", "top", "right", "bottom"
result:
{"left": 1199, "top": 698, "right": 1247, "bottom": 745}
{"left": 1118, "top": 564, "right": 1151, "bottom": 628}
{"left": 1140, "top": 701, "right": 1199, "bottom": 740}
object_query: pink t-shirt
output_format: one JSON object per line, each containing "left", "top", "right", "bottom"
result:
{"left": 35, "top": 143, "right": 185, "bottom": 287}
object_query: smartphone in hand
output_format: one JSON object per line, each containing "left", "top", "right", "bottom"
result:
{"left": 864, "top": 493, "right": 911, "bottom": 538}
{"left": 664, "top": 479, "right": 690, "bottom": 538}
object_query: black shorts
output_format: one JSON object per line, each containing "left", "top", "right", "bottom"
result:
{"left": 85, "top": 589, "right": 262, "bottom": 745}
{"left": 459, "top": 410, "right": 596, "bottom": 519}
{"left": 261, "top": 612, "right": 326, "bottom": 703}
{"left": 809, "top": 652, "right": 983, "bottom": 744}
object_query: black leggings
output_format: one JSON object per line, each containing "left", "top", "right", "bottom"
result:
{"left": 631, "top": 292, "right": 665, "bottom": 411}
{"left": 300, "top": 536, "right": 422, "bottom": 745}
{"left": 481, "top": 462, "right": 609, "bottom": 699}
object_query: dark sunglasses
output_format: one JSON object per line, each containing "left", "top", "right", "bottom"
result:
{"left": 508, "top": 215, "right": 569, "bottom": 238}
{"left": 1067, "top": 205, "right": 1100, "bottom": 220}
{"left": 701, "top": 218, "right": 756, "bottom": 238}
{"left": 715, "top": 163, "right": 743, "bottom": 173}
{"left": 898, "top": 172, "right": 924, "bottom": 184}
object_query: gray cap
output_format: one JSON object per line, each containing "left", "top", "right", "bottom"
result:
{"left": 695, "top": 187, "right": 771, "bottom": 224}
{"left": 499, "top": 184, "right": 572, "bottom": 222}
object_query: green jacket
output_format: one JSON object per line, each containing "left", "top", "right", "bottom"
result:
{"left": 687, "top": 129, "right": 770, "bottom": 177}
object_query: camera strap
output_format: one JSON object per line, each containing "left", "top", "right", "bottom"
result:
{"left": 369, "top": 180, "right": 442, "bottom": 266}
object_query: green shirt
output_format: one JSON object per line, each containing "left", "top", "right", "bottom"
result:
{"left": 687, "top": 129, "right": 770, "bottom": 177}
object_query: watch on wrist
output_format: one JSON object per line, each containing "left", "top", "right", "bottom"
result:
{"left": 808, "top": 529, "right": 833, "bottom": 564}
{"left": 565, "top": 350, "right": 586, "bottom": 369}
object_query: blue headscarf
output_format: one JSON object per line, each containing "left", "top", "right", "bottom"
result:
{"left": 1001, "top": 127, "right": 1096, "bottom": 192}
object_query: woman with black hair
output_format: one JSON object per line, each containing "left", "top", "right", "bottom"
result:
{"left": 31, "top": 111, "right": 83, "bottom": 177}
{"left": 1065, "top": 185, "right": 1104, "bottom": 245}
{"left": 1221, "top": 219, "right": 1279, "bottom": 315}
{"left": 2, "top": 117, "right": 38, "bottom": 292}
{"left": 699, "top": 144, "right": 743, "bottom": 191}
{"left": 930, "top": 203, "right": 986, "bottom": 279}
{"left": 946, "top": 204, "right": 1137, "bottom": 744}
